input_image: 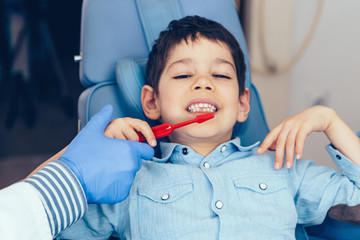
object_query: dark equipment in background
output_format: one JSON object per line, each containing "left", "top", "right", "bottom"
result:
{"left": 0, "top": 0, "right": 75, "bottom": 129}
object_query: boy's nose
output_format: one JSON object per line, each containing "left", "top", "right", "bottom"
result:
{"left": 191, "top": 76, "right": 215, "bottom": 91}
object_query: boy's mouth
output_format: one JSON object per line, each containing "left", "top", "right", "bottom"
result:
{"left": 186, "top": 103, "right": 218, "bottom": 113}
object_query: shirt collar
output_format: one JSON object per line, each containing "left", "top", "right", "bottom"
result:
{"left": 152, "top": 138, "right": 260, "bottom": 166}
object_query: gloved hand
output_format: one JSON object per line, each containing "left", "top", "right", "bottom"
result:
{"left": 59, "top": 105, "right": 154, "bottom": 204}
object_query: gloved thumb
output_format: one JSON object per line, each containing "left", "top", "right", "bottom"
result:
{"left": 87, "top": 104, "right": 114, "bottom": 131}
{"left": 129, "top": 141, "right": 155, "bottom": 160}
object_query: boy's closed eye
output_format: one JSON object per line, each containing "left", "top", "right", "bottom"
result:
{"left": 173, "top": 74, "right": 192, "bottom": 79}
{"left": 173, "top": 74, "right": 231, "bottom": 79}
{"left": 213, "top": 74, "right": 231, "bottom": 79}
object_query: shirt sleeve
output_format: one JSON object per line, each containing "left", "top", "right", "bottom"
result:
{"left": 25, "top": 160, "right": 88, "bottom": 238}
{"left": 326, "top": 130, "right": 360, "bottom": 187}
{"left": 292, "top": 131, "right": 360, "bottom": 225}
{"left": 0, "top": 182, "right": 51, "bottom": 240}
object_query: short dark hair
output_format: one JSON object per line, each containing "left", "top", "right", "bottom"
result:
{"left": 146, "top": 15, "right": 246, "bottom": 95}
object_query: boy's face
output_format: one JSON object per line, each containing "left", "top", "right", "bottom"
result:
{"left": 142, "top": 37, "right": 249, "bottom": 147}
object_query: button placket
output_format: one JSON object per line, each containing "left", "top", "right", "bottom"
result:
{"left": 203, "top": 162, "right": 211, "bottom": 169}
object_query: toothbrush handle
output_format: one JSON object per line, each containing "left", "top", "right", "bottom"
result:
{"left": 137, "top": 123, "right": 173, "bottom": 142}
{"left": 136, "top": 113, "right": 214, "bottom": 142}
{"left": 137, "top": 133, "right": 146, "bottom": 142}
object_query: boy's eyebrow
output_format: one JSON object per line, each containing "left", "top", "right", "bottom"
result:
{"left": 215, "top": 58, "right": 235, "bottom": 71}
{"left": 166, "top": 58, "right": 235, "bottom": 71}
{"left": 166, "top": 58, "right": 192, "bottom": 71}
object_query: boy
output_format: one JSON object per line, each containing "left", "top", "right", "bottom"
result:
{"left": 58, "top": 16, "right": 360, "bottom": 239}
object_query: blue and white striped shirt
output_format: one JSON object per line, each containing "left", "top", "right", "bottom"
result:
{"left": 26, "top": 161, "right": 86, "bottom": 238}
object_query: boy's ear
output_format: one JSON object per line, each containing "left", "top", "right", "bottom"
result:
{"left": 141, "top": 85, "right": 161, "bottom": 120}
{"left": 237, "top": 88, "right": 250, "bottom": 123}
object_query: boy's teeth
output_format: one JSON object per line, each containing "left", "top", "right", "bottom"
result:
{"left": 186, "top": 103, "right": 217, "bottom": 112}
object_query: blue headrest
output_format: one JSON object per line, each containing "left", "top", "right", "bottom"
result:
{"left": 115, "top": 58, "right": 147, "bottom": 120}
{"left": 80, "top": 0, "right": 251, "bottom": 89}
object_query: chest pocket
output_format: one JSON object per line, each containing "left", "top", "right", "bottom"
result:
{"left": 138, "top": 182, "right": 193, "bottom": 204}
{"left": 233, "top": 176, "right": 297, "bottom": 229}
{"left": 136, "top": 182, "right": 195, "bottom": 239}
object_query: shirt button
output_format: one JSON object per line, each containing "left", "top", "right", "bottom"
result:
{"left": 259, "top": 183, "right": 267, "bottom": 190}
{"left": 161, "top": 194, "right": 170, "bottom": 201}
{"left": 203, "top": 162, "right": 211, "bottom": 169}
{"left": 182, "top": 148, "right": 188, "bottom": 155}
{"left": 215, "top": 200, "right": 223, "bottom": 209}
{"left": 220, "top": 145, "right": 227, "bottom": 153}
{"left": 336, "top": 155, "right": 341, "bottom": 160}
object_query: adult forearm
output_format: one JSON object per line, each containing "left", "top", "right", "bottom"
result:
{"left": 0, "top": 160, "right": 86, "bottom": 240}
{"left": 27, "top": 146, "right": 68, "bottom": 178}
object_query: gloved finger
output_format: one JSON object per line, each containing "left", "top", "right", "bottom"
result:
{"left": 88, "top": 104, "right": 114, "bottom": 131}
{"left": 129, "top": 141, "right": 155, "bottom": 160}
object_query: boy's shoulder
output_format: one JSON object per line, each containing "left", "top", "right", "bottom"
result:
{"left": 235, "top": 149, "right": 321, "bottom": 176}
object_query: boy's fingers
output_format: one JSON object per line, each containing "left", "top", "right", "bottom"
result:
{"left": 285, "top": 128, "right": 299, "bottom": 169}
{"left": 123, "top": 128, "right": 141, "bottom": 141}
{"left": 274, "top": 144, "right": 284, "bottom": 169}
{"left": 104, "top": 123, "right": 126, "bottom": 139}
{"left": 295, "top": 130, "right": 307, "bottom": 159}
{"left": 285, "top": 141, "right": 295, "bottom": 169}
{"left": 104, "top": 119, "right": 129, "bottom": 139}
{"left": 146, "top": 138, "right": 157, "bottom": 147}
{"left": 112, "top": 131, "right": 126, "bottom": 140}
{"left": 258, "top": 127, "right": 281, "bottom": 154}
{"left": 104, "top": 128, "right": 113, "bottom": 138}
{"left": 131, "top": 120, "right": 156, "bottom": 146}
{"left": 274, "top": 139, "right": 285, "bottom": 169}
{"left": 268, "top": 142, "right": 277, "bottom": 151}
{"left": 274, "top": 127, "right": 290, "bottom": 169}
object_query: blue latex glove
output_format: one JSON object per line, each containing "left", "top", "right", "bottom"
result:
{"left": 59, "top": 105, "right": 154, "bottom": 203}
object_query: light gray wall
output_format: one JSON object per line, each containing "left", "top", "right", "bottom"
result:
{"left": 247, "top": 0, "right": 360, "bottom": 169}
{"left": 289, "top": 0, "right": 360, "bottom": 168}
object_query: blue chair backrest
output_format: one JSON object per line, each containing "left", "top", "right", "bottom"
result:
{"left": 77, "top": 0, "right": 269, "bottom": 147}
{"left": 77, "top": 0, "right": 360, "bottom": 239}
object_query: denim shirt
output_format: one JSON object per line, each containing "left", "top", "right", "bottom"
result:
{"left": 59, "top": 136, "right": 360, "bottom": 240}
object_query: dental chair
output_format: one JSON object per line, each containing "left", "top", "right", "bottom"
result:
{"left": 75, "top": 0, "right": 360, "bottom": 239}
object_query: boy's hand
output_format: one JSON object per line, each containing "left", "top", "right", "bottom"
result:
{"left": 257, "top": 106, "right": 335, "bottom": 169}
{"left": 59, "top": 105, "right": 154, "bottom": 203}
{"left": 105, "top": 117, "right": 157, "bottom": 147}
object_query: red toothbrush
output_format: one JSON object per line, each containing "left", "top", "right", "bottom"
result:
{"left": 137, "top": 113, "right": 215, "bottom": 142}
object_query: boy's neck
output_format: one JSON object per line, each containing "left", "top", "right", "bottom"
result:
{"left": 170, "top": 136, "right": 233, "bottom": 157}
{"left": 190, "top": 143, "right": 222, "bottom": 157}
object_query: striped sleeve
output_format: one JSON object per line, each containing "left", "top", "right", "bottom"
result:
{"left": 25, "top": 160, "right": 87, "bottom": 237}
